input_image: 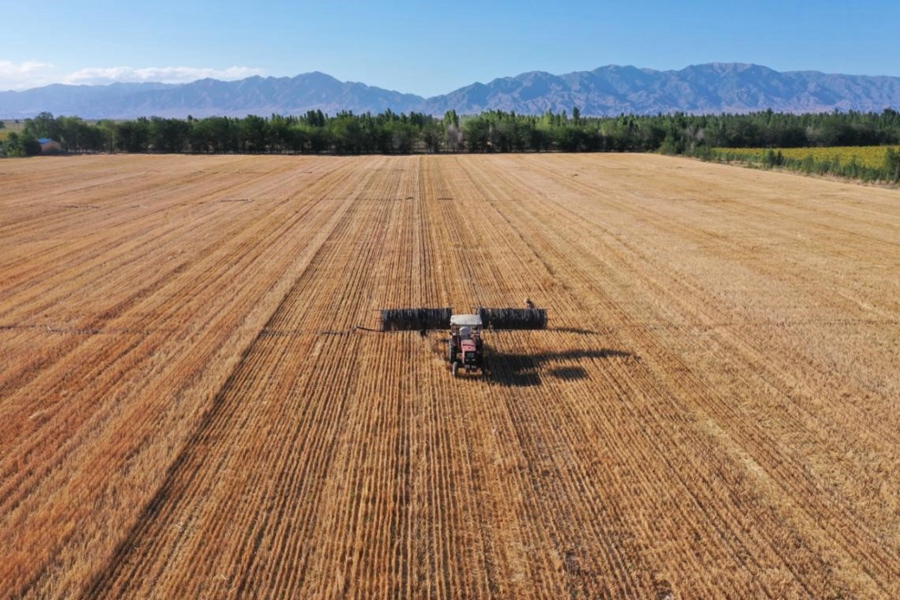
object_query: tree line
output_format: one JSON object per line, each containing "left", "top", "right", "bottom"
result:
{"left": 4, "top": 107, "right": 900, "bottom": 158}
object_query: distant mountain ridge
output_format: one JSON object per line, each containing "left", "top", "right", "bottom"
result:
{"left": 2, "top": 63, "right": 899, "bottom": 119}
{"left": 422, "top": 64, "right": 900, "bottom": 115}
{"left": 0, "top": 73, "right": 423, "bottom": 119}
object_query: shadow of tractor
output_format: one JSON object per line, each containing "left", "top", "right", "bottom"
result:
{"left": 486, "top": 348, "right": 637, "bottom": 387}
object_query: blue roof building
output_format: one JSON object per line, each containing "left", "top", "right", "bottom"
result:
{"left": 37, "top": 138, "right": 62, "bottom": 153}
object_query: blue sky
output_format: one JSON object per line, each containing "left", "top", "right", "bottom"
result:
{"left": 2, "top": 1, "right": 898, "bottom": 94}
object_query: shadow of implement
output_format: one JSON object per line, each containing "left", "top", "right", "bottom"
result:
{"left": 487, "top": 348, "right": 637, "bottom": 387}
{"left": 548, "top": 366, "right": 589, "bottom": 381}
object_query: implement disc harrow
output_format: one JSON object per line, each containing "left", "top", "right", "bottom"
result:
{"left": 379, "top": 306, "right": 547, "bottom": 331}
{"left": 478, "top": 307, "right": 548, "bottom": 330}
{"left": 380, "top": 307, "right": 452, "bottom": 332}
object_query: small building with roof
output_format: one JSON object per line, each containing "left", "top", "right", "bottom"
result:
{"left": 37, "top": 138, "right": 62, "bottom": 154}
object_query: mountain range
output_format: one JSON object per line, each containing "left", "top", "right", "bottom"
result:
{"left": 2, "top": 63, "right": 899, "bottom": 120}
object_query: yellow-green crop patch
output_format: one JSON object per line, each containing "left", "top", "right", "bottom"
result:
{"left": 716, "top": 146, "right": 900, "bottom": 169}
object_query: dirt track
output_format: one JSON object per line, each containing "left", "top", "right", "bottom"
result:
{"left": 1, "top": 153, "right": 899, "bottom": 598}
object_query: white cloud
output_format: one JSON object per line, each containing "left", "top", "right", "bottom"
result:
{"left": 63, "top": 65, "right": 265, "bottom": 85}
{"left": 0, "top": 62, "right": 264, "bottom": 91}
{"left": 0, "top": 60, "right": 56, "bottom": 90}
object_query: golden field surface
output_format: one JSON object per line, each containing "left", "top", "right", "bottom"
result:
{"left": 718, "top": 145, "right": 900, "bottom": 169}
{"left": 1, "top": 154, "right": 899, "bottom": 598}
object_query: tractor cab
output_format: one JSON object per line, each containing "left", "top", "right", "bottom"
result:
{"left": 449, "top": 314, "right": 484, "bottom": 377}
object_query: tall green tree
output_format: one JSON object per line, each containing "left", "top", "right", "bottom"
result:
{"left": 239, "top": 115, "right": 269, "bottom": 153}
{"left": 116, "top": 118, "right": 150, "bottom": 153}
{"left": 24, "top": 112, "right": 60, "bottom": 140}
{"left": 4, "top": 132, "right": 41, "bottom": 157}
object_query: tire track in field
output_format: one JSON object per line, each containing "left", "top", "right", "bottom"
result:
{"left": 78, "top": 175, "right": 368, "bottom": 593}
{"left": 239, "top": 165, "right": 403, "bottom": 596}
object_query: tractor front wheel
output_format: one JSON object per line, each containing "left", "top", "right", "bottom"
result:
{"left": 452, "top": 361, "right": 459, "bottom": 378}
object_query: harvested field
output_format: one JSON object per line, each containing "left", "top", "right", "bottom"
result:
{"left": 1, "top": 153, "right": 899, "bottom": 598}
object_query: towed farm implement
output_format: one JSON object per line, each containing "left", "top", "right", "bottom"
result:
{"left": 379, "top": 303, "right": 548, "bottom": 377}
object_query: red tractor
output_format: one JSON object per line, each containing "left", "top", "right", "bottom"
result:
{"left": 379, "top": 304, "right": 547, "bottom": 378}
{"left": 448, "top": 314, "right": 485, "bottom": 377}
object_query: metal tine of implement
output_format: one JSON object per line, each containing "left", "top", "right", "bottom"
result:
{"left": 478, "top": 307, "right": 548, "bottom": 330}
{"left": 380, "top": 307, "right": 452, "bottom": 331}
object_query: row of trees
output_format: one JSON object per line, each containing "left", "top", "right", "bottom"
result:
{"left": 4, "top": 108, "right": 900, "bottom": 157}
{"left": 682, "top": 109, "right": 900, "bottom": 149}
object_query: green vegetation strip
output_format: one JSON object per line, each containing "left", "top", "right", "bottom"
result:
{"left": 710, "top": 146, "right": 900, "bottom": 183}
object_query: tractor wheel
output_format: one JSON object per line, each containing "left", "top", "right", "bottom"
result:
{"left": 452, "top": 361, "right": 459, "bottom": 378}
